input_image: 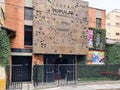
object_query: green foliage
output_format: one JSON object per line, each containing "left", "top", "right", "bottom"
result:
{"left": 77, "top": 55, "right": 86, "bottom": 64}
{"left": 77, "top": 65, "right": 106, "bottom": 78}
{"left": 106, "top": 43, "right": 120, "bottom": 64}
{"left": 80, "top": 77, "right": 110, "bottom": 81}
{"left": 0, "top": 29, "right": 10, "bottom": 67}
{"left": 89, "top": 28, "right": 106, "bottom": 50}
{"left": 37, "top": 65, "right": 44, "bottom": 81}
{"left": 77, "top": 64, "right": 120, "bottom": 80}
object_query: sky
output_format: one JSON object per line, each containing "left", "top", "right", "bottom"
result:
{"left": 85, "top": 0, "right": 120, "bottom": 14}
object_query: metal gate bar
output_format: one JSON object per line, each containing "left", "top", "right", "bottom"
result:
{"left": 6, "top": 65, "right": 23, "bottom": 90}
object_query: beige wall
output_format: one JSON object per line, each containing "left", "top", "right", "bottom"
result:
{"left": 0, "top": 7, "right": 4, "bottom": 25}
{"left": 33, "top": 0, "right": 89, "bottom": 55}
{"left": 0, "top": 0, "right": 5, "bottom": 25}
{"left": 25, "top": 0, "right": 32, "bottom": 7}
{"left": 106, "top": 10, "right": 120, "bottom": 40}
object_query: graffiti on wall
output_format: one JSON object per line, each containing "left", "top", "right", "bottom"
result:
{"left": 87, "top": 50, "right": 105, "bottom": 64}
{"left": 33, "top": 0, "right": 88, "bottom": 54}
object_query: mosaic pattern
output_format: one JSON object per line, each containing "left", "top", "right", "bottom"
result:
{"left": 33, "top": 0, "right": 88, "bottom": 54}
{"left": 87, "top": 50, "right": 105, "bottom": 65}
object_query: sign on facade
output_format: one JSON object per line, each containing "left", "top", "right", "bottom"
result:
{"left": 33, "top": 0, "right": 88, "bottom": 55}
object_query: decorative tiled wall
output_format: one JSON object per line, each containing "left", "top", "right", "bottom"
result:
{"left": 33, "top": 0, "right": 88, "bottom": 55}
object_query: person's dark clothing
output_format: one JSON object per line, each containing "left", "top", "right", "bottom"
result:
{"left": 33, "top": 64, "right": 38, "bottom": 87}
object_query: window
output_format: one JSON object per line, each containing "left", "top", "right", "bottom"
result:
{"left": 116, "top": 15, "right": 120, "bottom": 20}
{"left": 24, "top": 25, "right": 33, "bottom": 45}
{"left": 116, "top": 33, "right": 120, "bottom": 36}
{"left": 25, "top": 7, "right": 33, "bottom": 20}
{"left": 116, "top": 23, "right": 120, "bottom": 27}
{"left": 96, "top": 18, "right": 101, "bottom": 28}
{"left": 107, "top": 23, "right": 110, "bottom": 28}
{"left": 96, "top": 33, "right": 101, "bottom": 48}
{"left": 106, "top": 33, "right": 111, "bottom": 38}
{"left": 107, "top": 23, "right": 110, "bottom": 25}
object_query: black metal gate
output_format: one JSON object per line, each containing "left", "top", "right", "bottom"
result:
{"left": 44, "top": 64, "right": 55, "bottom": 82}
{"left": 58, "top": 64, "right": 76, "bottom": 86}
{"left": 35, "top": 64, "right": 76, "bottom": 87}
{"left": 6, "top": 65, "right": 23, "bottom": 90}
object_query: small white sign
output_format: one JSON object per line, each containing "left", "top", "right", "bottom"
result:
{"left": 0, "top": 66, "right": 5, "bottom": 79}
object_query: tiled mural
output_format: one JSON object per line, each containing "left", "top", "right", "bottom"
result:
{"left": 33, "top": 0, "right": 88, "bottom": 54}
{"left": 87, "top": 50, "right": 105, "bottom": 65}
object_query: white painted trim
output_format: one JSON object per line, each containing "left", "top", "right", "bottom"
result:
{"left": 25, "top": 0, "right": 33, "bottom": 7}
{"left": 24, "top": 20, "right": 33, "bottom": 26}
{"left": 11, "top": 52, "right": 32, "bottom": 56}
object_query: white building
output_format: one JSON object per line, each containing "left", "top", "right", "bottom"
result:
{"left": 106, "top": 9, "right": 120, "bottom": 40}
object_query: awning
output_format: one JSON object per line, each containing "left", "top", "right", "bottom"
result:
{"left": 106, "top": 39, "right": 120, "bottom": 44}
{"left": 1, "top": 26, "right": 16, "bottom": 39}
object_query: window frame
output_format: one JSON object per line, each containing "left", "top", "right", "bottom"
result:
{"left": 96, "top": 18, "right": 102, "bottom": 28}
{"left": 24, "top": 7, "right": 33, "bottom": 20}
{"left": 24, "top": 25, "right": 33, "bottom": 46}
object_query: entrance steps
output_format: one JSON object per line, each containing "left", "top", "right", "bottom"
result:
{"left": 22, "top": 82, "right": 34, "bottom": 90}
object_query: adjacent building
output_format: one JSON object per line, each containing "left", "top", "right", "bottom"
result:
{"left": 0, "top": 0, "right": 16, "bottom": 41}
{"left": 0, "top": 0, "right": 5, "bottom": 26}
{"left": 89, "top": 7, "right": 106, "bottom": 29}
{"left": 106, "top": 9, "right": 120, "bottom": 40}
{"left": 87, "top": 7, "right": 106, "bottom": 65}
{"left": 0, "top": 0, "right": 16, "bottom": 68}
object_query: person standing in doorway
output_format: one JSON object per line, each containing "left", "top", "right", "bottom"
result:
{"left": 33, "top": 61, "right": 38, "bottom": 87}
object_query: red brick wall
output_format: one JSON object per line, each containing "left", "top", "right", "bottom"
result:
{"left": 89, "top": 7, "right": 106, "bottom": 29}
{"left": 32, "top": 55, "right": 44, "bottom": 65}
{"left": 89, "top": 8, "right": 96, "bottom": 28}
{"left": 101, "top": 10, "right": 106, "bottom": 29}
{"left": 5, "top": 0, "right": 24, "bottom": 48}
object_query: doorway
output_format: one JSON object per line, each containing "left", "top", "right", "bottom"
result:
{"left": 12, "top": 56, "right": 32, "bottom": 82}
{"left": 44, "top": 55, "right": 75, "bottom": 81}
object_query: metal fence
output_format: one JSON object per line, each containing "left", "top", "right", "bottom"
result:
{"left": 6, "top": 65, "right": 23, "bottom": 90}
{"left": 34, "top": 64, "right": 120, "bottom": 87}
{"left": 5, "top": 64, "right": 120, "bottom": 89}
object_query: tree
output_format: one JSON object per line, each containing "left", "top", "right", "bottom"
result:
{"left": 106, "top": 43, "right": 120, "bottom": 64}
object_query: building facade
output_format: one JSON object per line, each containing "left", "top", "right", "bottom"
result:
{"left": 4, "top": 0, "right": 106, "bottom": 82}
{"left": 87, "top": 7, "right": 106, "bottom": 65}
{"left": 106, "top": 9, "right": 120, "bottom": 40}
{"left": 89, "top": 7, "right": 106, "bottom": 29}
{"left": 5, "top": 0, "right": 89, "bottom": 81}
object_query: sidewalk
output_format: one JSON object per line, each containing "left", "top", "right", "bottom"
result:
{"left": 41, "top": 83, "right": 120, "bottom": 90}
{"left": 32, "top": 80, "right": 120, "bottom": 90}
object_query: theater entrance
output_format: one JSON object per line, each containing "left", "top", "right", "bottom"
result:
{"left": 44, "top": 55, "right": 75, "bottom": 64}
{"left": 44, "top": 55, "right": 75, "bottom": 82}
